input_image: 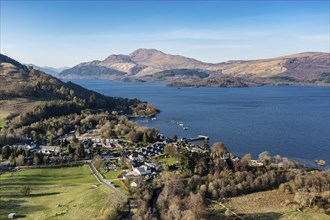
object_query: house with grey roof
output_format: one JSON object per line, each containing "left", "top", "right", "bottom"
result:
{"left": 40, "top": 146, "right": 62, "bottom": 155}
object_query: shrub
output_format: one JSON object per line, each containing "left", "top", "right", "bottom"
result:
{"left": 20, "top": 185, "right": 31, "bottom": 196}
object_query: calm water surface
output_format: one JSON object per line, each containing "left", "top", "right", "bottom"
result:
{"left": 71, "top": 80, "right": 330, "bottom": 167}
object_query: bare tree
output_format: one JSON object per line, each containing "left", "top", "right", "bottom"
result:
{"left": 273, "top": 154, "right": 282, "bottom": 169}
{"left": 211, "top": 142, "right": 228, "bottom": 158}
{"left": 259, "top": 151, "right": 271, "bottom": 165}
{"left": 16, "top": 155, "right": 25, "bottom": 166}
{"left": 186, "top": 192, "right": 205, "bottom": 220}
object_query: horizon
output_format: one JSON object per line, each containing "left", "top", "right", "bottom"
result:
{"left": 1, "top": 1, "right": 329, "bottom": 68}
{"left": 1, "top": 48, "right": 328, "bottom": 69}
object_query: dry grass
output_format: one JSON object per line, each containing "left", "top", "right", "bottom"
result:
{"left": 0, "top": 98, "right": 41, "bottom": 113}
{"left": 0, "top": 98, "right": 43, "bottom": 126}
{"left": 220, "top": 189, "right": 330, "bottom": 220}
{"left": 225, "top": 189, "right": 294, "bottom": 214}
{"left": 208, "top": 189, "right": 330, "bottom": 220}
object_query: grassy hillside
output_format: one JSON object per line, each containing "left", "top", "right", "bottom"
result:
{"left": 0, "top": 54, "right": 128, "bottom": 104}
{"left": 0, "top": 165, "right": 114, "bottom": 220}
{"left": 0, "top": 110, "right": 9, "bottom": 128}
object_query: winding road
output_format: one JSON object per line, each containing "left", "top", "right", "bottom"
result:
{"left": 88, "top": 162, "right": 132, "bottom": 219}
{"left": 88, "top": 162, "right": 126, "bottom": 197}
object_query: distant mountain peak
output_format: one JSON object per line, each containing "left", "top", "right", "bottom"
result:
{"left": 130, "top": 48, "right": 165, "bottom": 56}
{"left": 58, "top": 50, "right": 329, "bottom": 85}
{"left": 129, "top": 48, "right": 166, "bottom": 60}
{"left": 103, "top": 54, "right": 133, "bottom": 64}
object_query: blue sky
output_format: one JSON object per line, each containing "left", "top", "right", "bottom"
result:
{"left": 1, "top": 1, "right": 329, "bottom": 67}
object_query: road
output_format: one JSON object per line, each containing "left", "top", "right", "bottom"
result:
{"left": 16, "top": 161, "right": 126, "bottom": 197}
{"left": 87, "top": 162, "right": 125, "bottom": 197}
{"left": 88, "top": 162, "right": 133, "bottom": 219}
{"left": 207, "top": 199, "right": 245, "bottom": 220}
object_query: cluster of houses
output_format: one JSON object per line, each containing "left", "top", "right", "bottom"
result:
{"left": 122, "top": 142, "right": 166, "bottom": 179}
{"left": 89, "top": 138, "right": 122, "bottom": 148}
{"left": 96, "top": 142, "right": 167, "bottom": 181}
{"left": 123, "top": 161, "right": 162, "bottom": 181}
{"left": 40, "top": 146, "right": 62, "bottom": 155}
{"left": 11, "top": 143, "right": 37, "bottom": 152}
{"left": 127, "top": 142, "right": 165, "bottom": 162}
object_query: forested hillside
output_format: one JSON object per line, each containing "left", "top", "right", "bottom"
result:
{"left": 0, "top": 54, "right": 159, "bottom": 144}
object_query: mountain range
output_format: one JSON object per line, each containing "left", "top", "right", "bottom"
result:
{"left": 59, "top": 49, "right": 330, "bottom": 87}
{"left": 26, "top": 64, "right": 70, "bottom": 77}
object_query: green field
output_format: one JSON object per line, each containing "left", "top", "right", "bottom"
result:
{"left": 98, "top": 169, "right": 128, "bottom": 195}
{"left": 0, "top": 165, "right": 113, "bottom": 220}
{"left": 112, "top": 180, "right": 129, "bottom": 196}
{"left": 158, "top": 157, "right": 177, "bottom": 166}
{"left": 102, "top": 169, "right": 125, "bottom": 180}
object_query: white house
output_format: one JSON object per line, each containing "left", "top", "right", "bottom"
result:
{"left": 123, "top": 171, "right": 140, "bottom": 179}
{"left": 8, "top": 213, "right": 16, "bottom": 219}
{"left": 130, "top": 181, "right": 138, "bottom": 188}
{"left": 133, "top": 165, "right": 151, "bottom": 176}
{"left": 249, "top": 160, "right": 264, "bottom": 167}
{"left": 12, "top": 143, "right": 36, "bottom": 150}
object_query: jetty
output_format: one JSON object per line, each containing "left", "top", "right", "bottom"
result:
{"left": 189, "top": 135, "right": 209, "bottom": 142}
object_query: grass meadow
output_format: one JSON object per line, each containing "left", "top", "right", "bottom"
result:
{"left": 0, "top": 165, "right": 113, "bottom": 220}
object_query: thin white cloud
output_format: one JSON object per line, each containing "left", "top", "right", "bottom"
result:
{"left": 162, "top": 29, "right": 270, "bottom": 41}
{"left": 190, "top": 44, "right": 253, "bottom": 49}
{"left": 298, "top": 34, "right": 329, "bottom": 41}
{"left": 39, "top": 29, "right": 272, "bottom": 42}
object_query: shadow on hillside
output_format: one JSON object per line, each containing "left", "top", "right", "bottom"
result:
{"left": 242, "top": 212, "right": 283, "bottom": 220}
{"left": 11, "top": 214, "right": 26, "bottom": 219}
{"left": 0, "top": 198, "right": 44, "bottom": 219}
{"left": 30, "top": 192, "right": 60, "bottom": 197}
{"left": 206, "top": 212, "right": 283, "bottom": 220}
{"left": 0, "top": 181, "right": 70, "bottom": 186}
{"left": 0, "top": 192, "right": 60, "bottom": 198}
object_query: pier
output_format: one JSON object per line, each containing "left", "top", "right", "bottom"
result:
{"left": 189, "top": 135, "right": 209, "bottom": 142}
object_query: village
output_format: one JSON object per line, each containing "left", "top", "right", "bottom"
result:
{"left": 0, "top": 128, "right": 216, "bottom": 190}
{"left": 2, "top": 124, "right": 312, "bottom": 220}
{"left": 1, "top": 127, "right": 328, "bottom": 220}
{"left": 0, "top": 124, "right": 299, "bottom": 180}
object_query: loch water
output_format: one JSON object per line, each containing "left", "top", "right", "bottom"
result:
{"left": 70, "top": 80, "right": 330, "bottom": 167}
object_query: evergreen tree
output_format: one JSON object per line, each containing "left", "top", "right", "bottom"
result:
{"left": 48, "top": 136, "right": 53, "bottom": 146}
{"left": 9, "top": 152, "right": 15, "bottom": 166}
{"left": 77, "top": 144, "right": 85, "bottom": 158}
{"left": 25, "top": 149, "right": 31, "bottom": 157}
{"left": 143, "top": 131, "right": 148, "bottom": 144}
{"left": 69, "top": 89, "right": 75, "bottom": 98}
{"left": 1, "top": 145, "right": 11, "bottom": 159}
{"left": 202, "top": 140, "right": 209, "bottom": 149}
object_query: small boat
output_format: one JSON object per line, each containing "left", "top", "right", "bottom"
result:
{"left": 179, "top": 123, "right": 184, "bottom": 127}
{"left": 151, "top": 117, "right": 157, "bottom": 121}
{"left": 183, "top": 127, "right": 189, "bottom": 130}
